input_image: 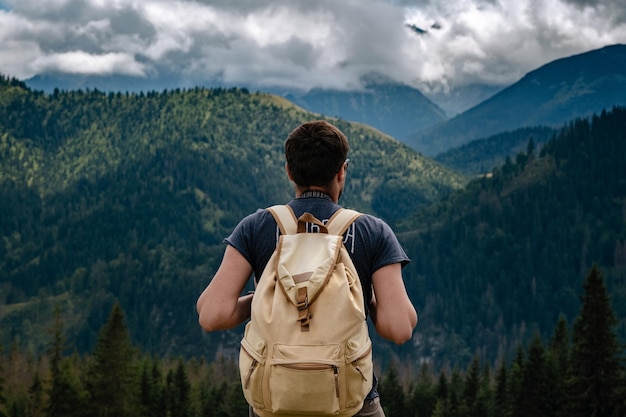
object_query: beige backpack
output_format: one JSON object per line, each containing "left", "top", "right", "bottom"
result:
{"left": 239, "top": 205, "right": 373, "bottom": 417}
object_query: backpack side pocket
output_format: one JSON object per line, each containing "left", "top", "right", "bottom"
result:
{"left": 344, "top": 326, "right": 373, "bottom": 408}
{"left": 239, "top": 324, "right": 267, "bottom": 409}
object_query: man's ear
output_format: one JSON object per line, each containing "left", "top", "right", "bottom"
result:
{"left": 285, "top": 163, "right": 294, "bottom": 181}
{"left": 337, "top": 163, "right": 346, "bottom": 182}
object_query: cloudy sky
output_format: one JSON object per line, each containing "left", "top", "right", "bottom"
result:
{"left": 1, "top": 0, "right": 625, "bottom": 94}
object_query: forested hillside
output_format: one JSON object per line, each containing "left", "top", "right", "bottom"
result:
{"left": 0, "top": 74, "right": 465, "bottom": 360}
{"left": 2, "top": 264, "right": 623, "bottom": 417}
{"left": 2, "top": 71, "right": 625, "bottom": 376}
{"left": 434, "top": 126, "right": 556, "bottom": 175}
{"left": 400, "top": 106, "right": 626, "bottom": 366}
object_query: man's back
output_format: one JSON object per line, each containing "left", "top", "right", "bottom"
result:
{"left": 196, "top": 120, "right": 417, "bottom": 417}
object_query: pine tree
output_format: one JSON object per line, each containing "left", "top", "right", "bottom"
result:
{"left": 84, "top": 303, "right": 138, "bottom": 417}
{"left": 546, "top": 315, "right": 569, "bottom": 417}
{"left": 379, "top": 360, "right": 406, "bottom": 416}
{"left": 461, "top": 355, "right": 480, "bottom": 417}
{"left": 138, "top": 357, "right": 165, "bottom": 417}
{"left": 220, "top": 377, "right": 248, "bottom": 417}
{"left": 520, "top": 332, "right": 549, "bottom": 417}
{"left": 431, "top": 399, "right": 446, "bottom": 417}
{"left": 448, "top": 368, "right": 463, "bottom": 417}
{"left": 139, "top": 361, "right": 151, "bottom": 417}
{"left": 27, "top": 369, "right": 44, "bottom": 417}
{"left": 0, "top": 345, "right": 7, "bottom": 417}
{"left": 46, "top": 307, "right": 83, "bottom": 417}
{"left": 166, "top": 359, "right": 192, "bottom": 417}
{"left": 433, "top": 370, "right": 449, "bottom": 417}
{"left": 476, "top": 363, "right": 493, "bottom": 417}
{"left": 508, "top": 346, "right": 524, "bottom": 417}
{"left": 408, "top": 363, "right": 435, "bottom": 417}
{"left": 567, "top": 265, "right": 625, "bottom": 417}
{"left": 494, "top": 360, "right": 510, "bottom": 417}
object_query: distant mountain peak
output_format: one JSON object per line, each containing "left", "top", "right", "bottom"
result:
{"left": 411, "top": 43, "right": 626, "bottom": 155}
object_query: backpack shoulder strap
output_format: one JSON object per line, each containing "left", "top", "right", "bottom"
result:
{"left": 266, "top": 205, "right": 298, "bottom": 235}
{"left": 326, "top": 208, "right": 361, "bottom": 236}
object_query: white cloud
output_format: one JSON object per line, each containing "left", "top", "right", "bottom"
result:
{"left": 31, "top": 51, "right": 148, "bottom": 76}
{"left": 402, "top": 0, "right": 626, "bottom": 92}
{"left": 0, "top": 0, "right": 625, "bottom": 91}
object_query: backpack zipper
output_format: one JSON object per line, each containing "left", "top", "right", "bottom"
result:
{"left": 353, "top": 364, "right": 368, "bottom": 381}
{"left": 352, "top": 345, "right": 372, "bottom": 381}
{"left": 244, "top": 359, "right": 258, "bottom": 389}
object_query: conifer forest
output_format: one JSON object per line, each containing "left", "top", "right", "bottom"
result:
{"left": 1, "top": 75, "right": 625, "bottom": 416}
{"left": 1, "top": 265, "right": 623, "bottom": 416}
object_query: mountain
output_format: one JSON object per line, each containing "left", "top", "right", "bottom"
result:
{"left": 0, "top": 75, "right": 465, "bottom": 359}
{"left": 25, "top": 72, "right": 239, "bottom": 96}
{"left": 399, "top": 106, "right": 626, "bottom": 366}
{"left": 423, "top": 83, "right": 504, "bottom": 117}
{"left": 411, "top": 44, "right": 626, "bottom": 156}
{"left": 25, "top": 72, "right": 449, "bottom": 147}
{"left": 25, "top": 73, "right": 170, "bottom": 94}
{"left": 4, "top": 72, "right": 625, "bottom": 370}
{"left": 287, "top": 74, "right": 448, "bottom": 143}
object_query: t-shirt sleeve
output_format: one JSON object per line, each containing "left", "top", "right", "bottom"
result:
{"left": 224, "top": 208, "right": 278, "bottom": 279}
{"left": 358, "top": 214, "right": 410, "bottom": 273}
{"left": 225, "top": 212, "right": 253, "bottom": 263}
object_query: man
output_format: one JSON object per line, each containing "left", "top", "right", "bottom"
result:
{"left": 196, "top": 120, "right": 418, "bottom": 416}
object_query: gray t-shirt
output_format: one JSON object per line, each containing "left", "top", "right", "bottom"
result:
{"left": 225, "top": 195, "right": 410, "bottom": 317}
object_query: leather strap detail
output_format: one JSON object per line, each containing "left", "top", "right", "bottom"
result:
{"left": 296, "top": 287, "right": 311, "bottom": 331}
{"left": 293, "top": 272, "right": 313, "bottom": 284}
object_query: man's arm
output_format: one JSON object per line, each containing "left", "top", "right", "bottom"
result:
{"left": 370, "top": 263, "right": 418, "bottom": 344}
{"left": 196, "top": 245, "right": 254, "bottom": 331}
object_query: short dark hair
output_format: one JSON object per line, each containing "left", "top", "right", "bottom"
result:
{"left": 285, "top": 120, "right": 349, "bottom": 187}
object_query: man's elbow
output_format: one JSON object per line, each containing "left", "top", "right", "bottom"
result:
{"left": 198, "top": 307, "right": 222, "bottom": 332}
{"left": 198, "top": 313, "right": 213, "bottom": 332}
{"left": 378, "top": 326, "right": 414, "bottom": 345}
{"left": 378, "top": 312, "right": 418, "bottom": 345}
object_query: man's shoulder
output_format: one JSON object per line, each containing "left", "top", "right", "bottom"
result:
{"left": 353, "top": 212, "right": 390, "bottom": 229}
{"left": 237, "top": 207, "right": 278, "bottom": 229}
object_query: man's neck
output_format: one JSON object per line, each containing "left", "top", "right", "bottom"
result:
{"left": 295, "top": 186, "right": 338, "bottom": 203}
{"left": 298, "top": 190, "right": 333, "bottom": 200}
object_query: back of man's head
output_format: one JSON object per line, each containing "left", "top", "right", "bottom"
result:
{"left": 285, "top": 120, "right": 349, "bottom": 187}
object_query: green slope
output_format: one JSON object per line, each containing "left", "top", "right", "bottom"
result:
{"left": 434, "top": 126, "right": 556, "bottom": 175}
{"left": 0, "top": 76, "right": 465, "bottom": 358}
{"left": 399, "top": 106, "right": 626, "bottom": 366}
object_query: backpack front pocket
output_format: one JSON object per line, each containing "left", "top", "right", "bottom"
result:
{"left": 269, "top": 344, "right": 342, "bottom": 415}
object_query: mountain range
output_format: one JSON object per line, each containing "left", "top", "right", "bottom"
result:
{"left": 0, "top": 77, "right": 464, "bottom": 361}
{"left": 2, "top": 43, "right": 626, "bottom": 369}
{"left": 24, "top": 44, "right": 626, "bottom": 161}
{"left": 284, "top": 73, "right": 448, "bottom": 144}
{"left": 413, "top": 43, "right": 626, "bottom": 155}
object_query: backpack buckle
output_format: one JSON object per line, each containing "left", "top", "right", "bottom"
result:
{"left": 296, "top": 287, "right": 311, "bottom": 330}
